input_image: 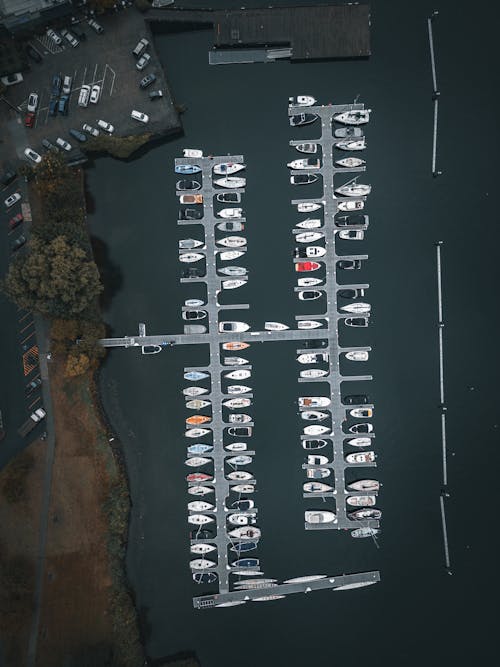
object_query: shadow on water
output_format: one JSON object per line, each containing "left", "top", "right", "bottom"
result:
{"left": 90, "top": 235, "right": 124, "bottom": 313}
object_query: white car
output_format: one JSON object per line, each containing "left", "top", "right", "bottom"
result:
{"left": 56, "top": 137, "right": 72, "bottom": 151}
{"left": 62, "top": 75, "right": 72, "bottom": 95}
{"left": 78, "top": 85, "right": 90, "bottom": 107}
{"left": 90, "top": 84, "right": 100, "bottom": 104}
{"left": 1, "top": 73, "right": 23, "bottom": 87}
{"left": 82, "top": 123, "right": 99, "bottom": 137}
{"left": 27, "top": 92, "right": 38, "bottom": 113}
{"left": 131, "top": 110, "right": 149, "bottom": 124}
{"left": 4, "top": 192, "right": 21, "bottom": 208}
{"left": 61, "top": 29, "right": 79, "bottom": 48}
{"left": 97, "top": 119, "right": 114, "bottom": 134}
{"left": 46, "top": 29, "right": 62, "bottom": 46}
{"left": 24, "top": 147, "right": 42, "bottom": 164}
{"left": 136, "top": 53, "right": 151, "bottom": 70}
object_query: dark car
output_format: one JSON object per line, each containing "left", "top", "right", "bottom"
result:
{"left": 24, "top": 112, "right": 35, "bottom": 128}
{"left": 140, "top": 73, "right": 156, "bottom": 89}
{"left": 343, "top": 395, "right": 369, "bottom": 405}
{"left": 9, "top": 213, "right": 23, "bottom": 230}
{"left": 335, "top": 214, "right": 367, "bottom": 227}
{"left": 48, "top": 97, "right": 58, "bottom": 116}
{"left": 41, "top": 138, "right": 58, "bottom": 152}
{"left": 337, "top": 260, "right": 361, "bottom": 270}
{"left": 149, "top": 89, "right": 163, "bottom": 100}
{"left": 0, "top": 169, "right": 17, "bottom": 186}
{"left": 52, "top": 73, "right": 62, "bottom": 97}
{"left": 26, "top": 45, "right": 42, "bottom": 63}
{"left": 68, "top": 128, "right": 87, "bottom": 143}
{"left": 11, "top": 235, "right": 26, "bottom": 251}
{"left": 58, "top": 95, "right": 69, "bottom": 115}
{"left": 26, "top": 377, "right": 42, "bottom": 393}
{"left": 179, "top": 208, "right": 202, "bottom": 220}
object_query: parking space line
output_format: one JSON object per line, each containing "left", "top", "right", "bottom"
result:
{"left": 82, "top": 66, "right": 87, "bottom": 86}
{"left": 92, "top": 63, "right": 98, "bottom": 84}
{"left": 21, "top": 320, "right": 34, "bottom": 334}
{"left": 28, "top": 396, "right": 41, "bottom": 410}
{"left": 19, "top": 311, "right": 32, "bottom": 323}
{"left": 21, "top": 331, "right": 35, "bottom": 345}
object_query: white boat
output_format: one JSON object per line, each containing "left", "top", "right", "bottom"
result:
{"left": 294, "top": 245, "right": 326, "bottom": 258}
{"left": 227, "top": 385, "right": 252, "bottom": 395}
{"left": 287, "top": 158, "right": 321, "bottom": 170}
{"left": 346, "top": 495, "right": 376, "bottom": 507}
{"left": 219, "top": 321, "right": 249, "bottom": 333}
{"left": 300, "top": 369, "right": 328, "bottom": 379}
{"left": 337, "top": 200, "right": 364, "bottom": 212}
{"left": 214, "top": 177, "right": 246, "bottom": 188}
{"left": 226, "top": 455, "right": 252, "bottom": 466}
{"left": 190, "top": 542, "right": 216, "bottom": 554}
{"left": 218, "top": 208, "right": 243, "bottom": 219}
{"left": 303, "top": 482, "right": 333, "bottom": 493}
{"left": 307, "top": 454, "right": 329, "bottom": 465}
{"left": 219, "top": 250, "right": 245, "bottom": 261}
{"left": 228, "top": 527, "right": 261, "bottom": 539}
{"left": 225, "top": 442, "right": 248, "bottom": 452}
{"left": 336, "top": 182, "right": 371, "bottom": 197}
{"left": 253, "top": 594, "right": 286, "bottom": 602}
{"left": 306, "top": 468, "right": 331, "bottom": 479}
{"left": 348, "top": 479, "right": 379, "bottom": 492}
{"left": 350, "top": 407, "right": 373, "bottom": 418}
{"left": 297, "top": 277, "right": 323, "bottom": 287}
{"left": 338, "top": 229, "right": 364, "bottom": 240}
{"left": 296, "top": 218, "right": 322, "bottom": 229}
{"left": 297, "top": 202, "right": 322, "bottom": 212}
{"left": 183, "top": 386, "right": 209, "bottom": 397}
{"left": 345, "top": 451, "right": 375, "bottom": 464}
{"left": 265, "top": 321, "right": 289, "bottom": 331}
{"left": 217, "top": 236, "right": 246, "bottom": 248}
{"left": 345, "top": 350, "right": 369, "bottom": 362}
{"left": 304, "top": 425, "right": 330, "bottom": 436}
{"left": 213, "top": 163, "right": 246, "bottom": 175}
{"left": 223, "top": 357, "right": 248, "bottom": 366}
{"left": 301, "top": 410, "right": 329, "bottom": 421}
{"left": 187, "top": 485, "right": 214, "bottom": 496}
{"left": 223, "top": 397, "right": 251, "bottom": 409}
{"left": 184, "top": 370, "right": 209, "bottom": 381}
{"left": 335, "top": 157, "right": 366, "bottom": 168}
{"left": 299, "top": 396, "right": 331, "bottom": 408}
{"left": 218, "top": 266, "right": 247, "bottom": 276}
{"left": 175, "top": 164, "right": 201, "bottom": 174}
{"left": 298, "top": 289, "right": 322, "bottom": 300}
{"left": 334, "top": 109, "right": 371, "bottom": 125}
{"left": 296, "top": 231, "right": 324, "bottom": 243}
{"left": 349, "top": 423, "right": 373, "bottom": 434}
{"left": 336, "top": 139, "right": 366, "bottom": 151}
{"left": 185, "top": 427, "right": 211, "bottom": 438}
{"left": 351, "top": 527, "right": 380, "bottom": 539}
{"left": 185, "top": 456, "right": 211, "bottom": 467}
{"left": 349, "top": 508, "right": 381, "bottom": 520}
{"left": 305, "top": 510, "right": 336, "bottom": 524}
{"left": 227, "top": 470, "right": 253, "bottom": 481}
{"left": 215, "top": 600, "right": 247, "bottom": 607}
{"left": 228, "top": 414, "right": 252, "bottom": 424}
{"left": 289, "top": 95, "right": 316, "bottom": 107}
{"left": 187, "top": 444, "right": 213, "bottom": 456}
{"left": 182, "top": 311, "right": 206, "bottom": 322}
{"left": 231, "top": 484, "right": 255, "bottom": 494}
{"left": 284, "top": 574, "right": 326, "bottom": 584}
{"left": 186, "top": 399, "right": 211, "bottom": 410}
{"left": 179, "top": 239, "right": 204, "bottom": 249}
{"left": 297, "top": 320, "right": 324, "bottom": 330}
{"left": 228, "top": 513, "right": 256, "bottom": 526}
{"left": 291, "top": 174, "right": 318, "bottom": 185}
{"left": 303, "top": 439, "right": 329, "bottom": 450}
{"left": 190, "top": 558, "right": 216, "bottom": 570}
{"left": 185, "top": 299, "right": 205, "bottom": 307}
{"left": 225, "top": 369, "right": 251, "bottom": 380}
{"left": 179, "top": 252, "right": 204, "bottom": 263}
{"left": 183, "top": 148, "right": 203, "bottom": 158}
{"left": 295, "top": 142, "right": 318, "bottom": 154}
{"left": 341, "top": 302, "right": 371, "bottom": 314}
{"left": 217, "top": 220, "right": 244, "bottom": 232}
{"left": 297, "top": 352, "right": 329, "bottom": 364}
{"left": 347, "top": 437, "right": 372, "bottom": 448}
{"left": 188, "top": 514, "right": 214, "bottom": 525}
{"left": 222, "top": 279, "right": 247, "bottom": 289}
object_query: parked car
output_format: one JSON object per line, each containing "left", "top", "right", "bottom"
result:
{"left": 58, "top": 95, "right": 69, "bottom": 115}
{"left": 27, "top": 92, "right": 38, "bottom": 112}
{"left": 90, "top": 84, "right": 100, "bottom": 104}
{"left": 1, "top": 169, "right": 16, "bottom": 186}
{"left": 78, "top": 85, "right": 90, "bottom": 107}
{"left": 41, "top": 138, "right": 58, "bottom": 152}
{"left": 61, "top": 28, "right": 79, "bottom": 47}
{"left": 68, "top": 129, "right": 87, "bottom": 143}
{"left": 149, "top": 90, "right": 163, "bottom": 100}
{"left": 82, "top": 123, "right": 99, "bottom": 137}
{"left": 11, "top": 235, "right": 26, "bottom": 251}
{"left": 4, "top": 192, "right": 21, "bottom": 208}
{"left": 24, "top": 112, "right": 35, "bottom": 128}
{"left": 51, "top": 73, "right": 62, "bottom": 96}
{"left": 132, "top": 38, "right": 149, "bottom": 58}
{"left": 26, "top": 45, "right": 42, "bottom": 63}
{"left": 136, "top": 53, "right": 150, "bottom": 70}
{"left": 87, "top": 18, "right": 104, "bottom": 34}
{"left": 131, "top": 110, "right": 149, "bottom": 123}
{"left": 56, "top": 137, "right": 72, "bottom": 151}
{"left": 140, "top": 73, "right": 156, "bottom": 89}
{"left": 0, "top": 73, "right": 23, "bottom": 86}
{"left": 26, "top": 377, "right": 41, "bottom": 393}
{"left": 46, "top": 29, "right": 62, "bottom": 46}
{"left": 9, "top": 213, "right": 23, "bottom": 230}
{"left": 62, "top": 75, "right": 72, "bottom": 95}
{"left": 97, "top": 120, "right": 114, "bottom": 134}
{"left": 24, "top": 147, "right": 42, "bottom": 164}
{"left": 34, "top": 408, "right": 46, "bottom": 420}
{"left": 48, "top": 97, "right": 58, "bottom": 116}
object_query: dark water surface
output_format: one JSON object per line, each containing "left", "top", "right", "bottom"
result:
{"left": 86, "top": 1, "right": 499, "bottom": 664}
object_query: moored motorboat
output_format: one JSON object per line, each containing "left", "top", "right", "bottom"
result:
{"left": 218, "top": 266, "right": 247, "bottom": 276}
{"left": 345, "top": 451, "right": 375, "bottom": 464}
{"left": 227, "top": 414, "right": 252, "bottom": 424}
{"left": 218, "top": 207, "right": 243, "bottom": 219}
{"left": 190, "top": 558, "right": 216, "bottom": 570}
{"left": 183, "top": 386, "right": 209, "bottom": 397}
{"left": 219, "top": 321, "right": 249, "bottom": 333}
{"left": 297, "top": 352, "right": 329, "bottom": 364}
{"left": 345, "top": 350, "right": 369, "bottom": 361}
{"left": 228, "top": 526, "right": 261, "bottom": 539}
{"left": 338, "top": 229, "right": 364, "bottom": 240}
{"left": 337, "top": 199, "right": 364, "bottom": 212}
{"left": 347, "top": 479, "right": 379, "bottom": 492}
{"left": 284, "top": 574, "right": 327, "bottom": 584}
{"left": 350, "top": 407, "right": 373, "bottom": 418}
{"left": 214, "top": 176, "right": 246, "bottom": 188}
{"left": 346, "top": 437, "right": 372, "bottom": 448}
{"left": 185, "top": 427, "right": 211, "bottom": 438}
{"left": 335, "top": 139, "right": 366, "bottom": 151}
{"left": 186, "top": 472, "right": 213, "bottom": 483}
{"left": 188, "top": 485, "right": 214, "bottom": 495}
{"left": 297, "top": 320, "right": 324, "bottom": 330}
{"left": 228, "top": 512, "right": 256, "bottom": 526}
{"left": 185, "top": 298, "right": 205, "bottom": 307}
{"left": 190, "top": 542, "right": 216, "bottom": 553}
{"left": 289, "top": 113, "right": 318, "bottom": 126}
{"left": 345, "top": 317, "right": 369, "bottom": 327}
{"left": 223, "top": 356, "right": 248, "bottom": 366}
{"left": 296, "top": 231, "right": 324, "bottom": 243}
{"left": 341, "top": 302, "right": 371, "bottom": 314}
{"left": 348, "top": 508, "right": 382, "bottom": 520}
{"left": 176, "top": 179, "right": 201, "bottom": 190}
{"left": 298, "top": 289, "right": 322, "bottom": 300}
{"left": 296, "top": 218, "right": 322, "bottom": 229}
{"left": 213, "top": 162, "right": 246, "bottom": 175}
{"left": 349, "top": 423, "right": 373, "bottom": 434}
{"left": 186, "top": 415, "right": 211, "bottom": 426}
{"left": 192, "top": 572, "right": 218, "bottom": 585}
{"left": 217, "top": 236, "right": 246, "bottom": 248}
{"left": 227, "top": 425, "right": 252, "bottom": 436}
{"left": 217, "top": 220, "right": 245, "bottom": 232}
{"left": 295, "top": 260, "right": 321, "bottom": 272}
{"left": 222, "top": 341, "right": 250, "bottom": 351}
{"left": 183, "top": 148, "right": 203, "bottom": 158}
{"left": 335, "top": 182, "right": 371, "bottom": 197}
{"left": 304, "top": 424, "right": 330, "bottom": 435}
{"left": 187, "top": 443, "right": 213, "bottom": 455}
{"left": 230, "top": 540, "right": 258, "bottom": 553}
{"left": 303, "top": 481, "right": 333, "bottom": 493}
{"left": 231, "top": 499, "right": 255, "bottom": 511}
{"left": 226, "top": 385, "right": 252, "bottom": 396}
{"left": 265, "top": 321, "right": 289, "bottom": 330}
{"left": 289, "top": 95, "right": 316, "bottom": 107}
{"left": 182, "top": 310, "right": 206, "bottom": 321}
{"left": 184, "top": 370, "right": 209, "bottom": 381}
{"left": 297, "top": 202, "right": 322, "bottom": 212}
{"left": 307, "top": 454, "right": 329, "bottom": 465}
{"left": 297, "top": 277, "right": 323, "bottom": 287}
{"left": 301, "top": 410, "right": 329, "bottom": 421}
{"left": 185, "top": 456, "right": 211, "bottom": 467}
{"left": 334, "top": 109, "right": 371, "bottom": 125}
{"left": 300, "top": 369, "right": 328, "bottom": 379}
{"left": 217, "top": 192, "right": 241, "bottom": 203}
{"left": 225, "top": 442, "right": 248, "bottom": 452}
{"left": 305, "top": 510, "right": 336, "bottom": 524}
{"left": 223, "top": 397, "right": 252, "bottom": 408}
{"left": 179, "top": 238, "right": 204, "bottom": 249}
{"left": 291, "top": 174, "right": 318, "bottom": 185}
{"left": 299, "top": 396, "right": 330, "bottom": 408}
{"left": 188, "top": 513, "right": 214, "bottom": 525}
{"left": 302, "top": 439, "right": 328, "bottom": 450}
{"left": 231, "top": 483, "right": 255, "bottom": 494}
{"left": 219, "top": 250, "right": 245, "bottom": 261}
{"left": 175, "top": 164, "right": 201, "bottom": 174}
{"left": 334, "top": 127, "right": 363, "bottom": 139}
{"left": 294, "top": 246, "right": 326, "bottom": 258}
{"left": 222, "top": 279, "right": 247, "bottom": 289}
{"left": 232, "top": 557, "right": 259, "bottom": 568}
{"left": 227, "top": 470, "right": 253, "bottom": 481}
{"left": 179, "top": 252, "right": 204, "bottom": 263}
{"left": 335, "top": 157, "right": 366, "bottom": 168}
{"left": 224, "top": 369, "right": 251, "bottom": 380}
{"left": 351, "top": 527, "right": 380, "bottom": 538}
{"left": 287, "top": 158, "right": 321, "bottom": 170}
{"left": 346, "top": 495, "right": 376, "bottom": 507}
{"left": 306, "top": 468, "right": 331, "bottom": 479}
{"left": 295, "top": 142, "right": 318, "bottom": 154}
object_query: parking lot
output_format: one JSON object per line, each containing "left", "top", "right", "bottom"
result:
{"left": 2, "top": 7, "right": 181, "bottom": 159}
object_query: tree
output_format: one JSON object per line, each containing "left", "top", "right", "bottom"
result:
{"left": 65, "top": 352, "right": 90, "bottom": 377}
{"left": 3, "top": 235, "right": 103, "bottom": 318}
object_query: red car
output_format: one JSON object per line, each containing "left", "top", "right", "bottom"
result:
{"left": 24, "top": 112, "right": 35, "bottom": 128}
{"left": 9, "top": 213, "right": 23, "bottom": 230}
{"left": 295, "top": 261, "right": 320, "bottom": 272}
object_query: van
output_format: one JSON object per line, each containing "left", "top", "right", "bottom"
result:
{"left": 62, "top": 75, "right": 72, "bottom": 95}
{"left": 132, "top": 38, "right": 149, "bottom": 58}
{"left": 78, "top": 85, "right": 90, "bottom": 107}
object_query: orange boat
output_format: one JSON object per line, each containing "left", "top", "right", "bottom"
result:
{"left": 186, "top": 415, "right": 212, "bottom": 426}
{"left": 222, "top": 342, "right": 250, "bottom": 351}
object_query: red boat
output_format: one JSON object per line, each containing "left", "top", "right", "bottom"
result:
{"left": 295, "top": 261, "right": 320, "bottom": 272}
{"left": 187, "top": 472, "right": 213, "bottom": 482}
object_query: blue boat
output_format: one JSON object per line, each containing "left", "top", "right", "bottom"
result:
{"left": 184, "top": 371, "right": 209, "bottom": 381}
{"left": 230, "top": 541, "right": 258, "bottom": 553}
{"left": 232, "top": 558, "right": 259, "bottom": 568}
{"left": 187, "top": 443, "right": 213, "bottom": 455}
{"left": 175, "top": 164, "right": 201, "bottom": 175}
{"left": 192, "top": 572, "right": 218, "bottom": 584}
